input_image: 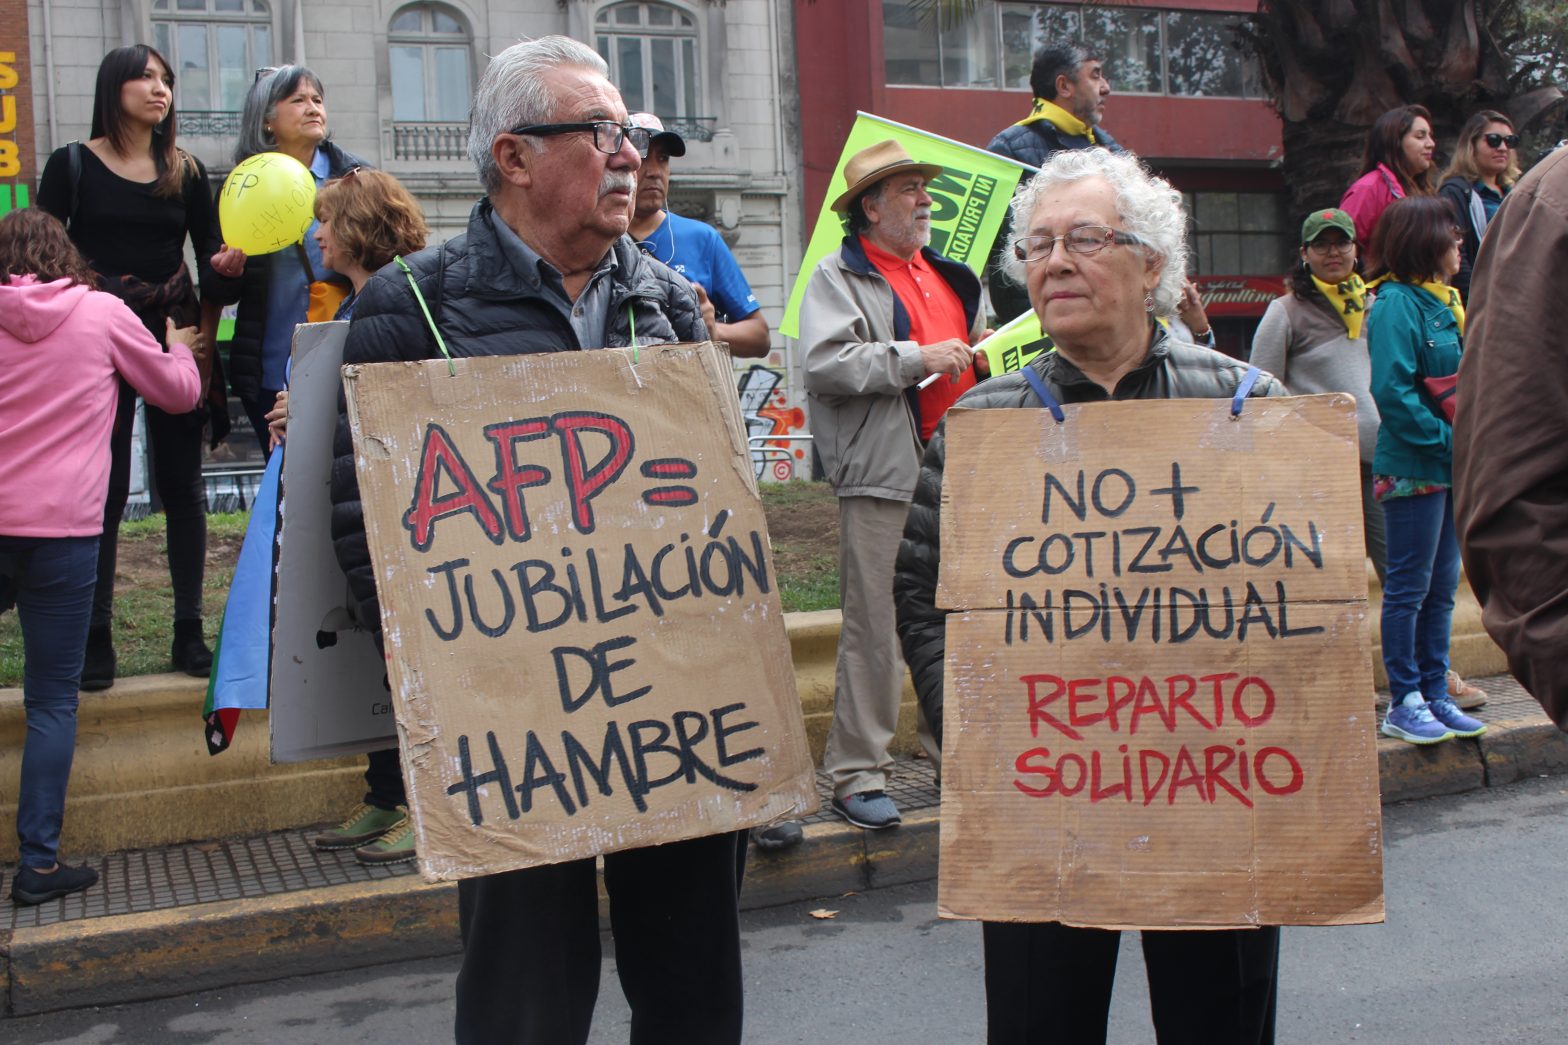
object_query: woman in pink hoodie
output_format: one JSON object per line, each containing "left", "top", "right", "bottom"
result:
{"left": 0, "top": 209, "right": 200, "bottom": 905}
{"left": 1339, "top": 105, "right": 1438, "bottom": 271}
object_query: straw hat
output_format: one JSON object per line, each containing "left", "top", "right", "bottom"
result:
{"left": 830, "top": 139, "right": 944, "bottom": 213}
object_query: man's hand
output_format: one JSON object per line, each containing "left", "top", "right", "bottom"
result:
{"left": 693, "top": 283, "right": 719, "bottom": 342}
{"left": 1177, "top": 280, "right": 1211, "bottom": 339}
{"left": 972, "top": 328, "right": 995, "bottom": 378}
{"left": 211, "top": 245, "right": 247, "bottom": 279}
{"left": 918, "top": 338, "right": 974, "bottom": 381}
{"left": 265, "top": 389, "right": 289, "bottom": 451}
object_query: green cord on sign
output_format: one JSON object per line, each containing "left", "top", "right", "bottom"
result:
{"left": 395, "top": 255, "right": 456, "bottom": 376}
{"left": 627, "top": 305, "right": 639, "bottom": 364}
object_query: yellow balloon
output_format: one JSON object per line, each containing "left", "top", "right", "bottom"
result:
{"left": 218, "top": 152, "right": 317, "bottom": 255}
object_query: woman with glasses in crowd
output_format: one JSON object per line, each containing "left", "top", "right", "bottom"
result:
{"left": 211, "top": 65, "right": 365, "bottom": 455}
{"left": 895, "top": 147, "right": 1284, "bottom": 1045}
{"left": 1438, "top": 111, "right": 1519, "bottom": 301}
{"left": 0, "top": 209, "right": 201, "bottom": 905}
{"left": 1341, "top": 105, "right": 1438, "bottom": 270}
{"left": 1250, "top": 208, "right": 1384, "bottom": 579}
{"left": 36, "top": 44, "right": 228, "bottom": 687}
{"left": 1366, "top": 196, "right": 1487, "bottom": 746}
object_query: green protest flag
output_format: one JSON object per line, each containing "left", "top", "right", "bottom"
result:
{"left": 780, "top": 112, "right": 1036, "bottom": 339}
{"left": 975, "top": 309, "right": 1054, "bottom": 375}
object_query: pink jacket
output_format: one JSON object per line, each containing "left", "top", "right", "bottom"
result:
{"left": 1339, "top": 164, "right": 1405, "bottom": 254}
{"left": 0, "top": 276, "right": 200, "bottom": 537}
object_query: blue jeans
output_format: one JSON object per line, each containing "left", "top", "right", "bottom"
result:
{"left": 0, "top": 535, "right": 98, "bottom": 868}
{"left": 1379, "top": 490, "right": 1459, "bottom": 701}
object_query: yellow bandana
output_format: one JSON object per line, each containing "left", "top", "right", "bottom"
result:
{"left": 1415, "top": 280, "right": 1465, "bottom": 335}
{"left": 1016, "top": 98, "right": 1096, "bottom": 145}
{"left": 1310, "top": 272, "right": 1367, "bottom": 340}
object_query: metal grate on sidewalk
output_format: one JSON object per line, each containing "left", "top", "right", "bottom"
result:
{"left": 3, "top": 754, "right": 944, "bottom": 932}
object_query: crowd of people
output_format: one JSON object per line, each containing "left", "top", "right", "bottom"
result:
{"left": 0, "top": 25, "right": 1555, "bottom": 1045}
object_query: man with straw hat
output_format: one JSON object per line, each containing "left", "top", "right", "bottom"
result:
{"left": 801, "top": 139, "right": 990, "bottom": 830}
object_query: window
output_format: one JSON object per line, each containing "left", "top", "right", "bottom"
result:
{"left": 891, "top": 2, "right": 1263, "bottom": 98}
{"left": 595, "top": 2, "right": 699, "bottom": 118}
{"left": 389, "top": 3, "right": 472, "bottom": 123}
{"left": 152, "top": 0, "right": 273, "bottom": 113}
{"left": 1185, "top": 192, "right": 1289, "bottom": 276}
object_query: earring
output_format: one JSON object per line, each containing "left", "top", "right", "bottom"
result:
{"left": 1144, "top": 293, "right": 1155, "bottom": 312}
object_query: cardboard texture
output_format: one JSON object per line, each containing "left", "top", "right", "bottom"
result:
{"left": 271, "top": 323, "right": 397, "bottom": 763}
{"left": 936, "top": 395, "right": 1385, "bottom": 928}
{"left": 344, "top": 343, "right": 818, "bottom": 881}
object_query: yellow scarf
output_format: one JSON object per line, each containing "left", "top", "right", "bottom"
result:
{"left": 1415, "top": 280, "right": 1465, "bottom": 335}
{"left": 1310, "top": 272, "right": 1368, "bottom": 340}
{"left": 1016, "top": 98, "right": 1096, "bottom": 145}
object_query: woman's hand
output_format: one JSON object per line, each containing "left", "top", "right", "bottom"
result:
{"left": 265, "top": 390, "right": 289, "bottom": 450}
{"left": 211, "top": 245, "right": 247, "bottom": 278}
{"left": 165, "top": 318, "right": 200, "bottom": 351}
{"left": 1177, "top": 281, "right": 1211, "bottom": 339}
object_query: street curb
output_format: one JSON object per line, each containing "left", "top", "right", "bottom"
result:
{"left": 11, "top": 717, "right": 1568, "bottom": 1017}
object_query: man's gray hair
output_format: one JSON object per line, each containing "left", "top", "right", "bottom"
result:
{"left": 234, "top": 66, "right": 325, "bottom": 164}
{"left": 1002, "top": 148, "right": 1189, "bottom": 315}
{"left": 467, "top": 36, "right": 609, "bottom": 193}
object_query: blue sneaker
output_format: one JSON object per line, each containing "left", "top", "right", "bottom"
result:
{"left": 1427, "top": 697, "right": 1487, "bottom": 738}
{"left": 1381, "top": 693, "right": 1455, "bottom": 745}
{"left": 831, "top": 791, "right": 901, "bottom": 830}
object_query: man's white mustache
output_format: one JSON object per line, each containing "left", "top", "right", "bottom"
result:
{"left": 600, "top": 173, "right": 638, "bottom": 197}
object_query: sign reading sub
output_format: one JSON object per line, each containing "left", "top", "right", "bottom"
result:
{"left": 345, "top": 344, "right": 817, "bottom": 881}
{"left": 935, "top": 395, "right": 1384, "bottom": 929}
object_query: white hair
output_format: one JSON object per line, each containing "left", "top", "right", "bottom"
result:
{"left": 1001, "top": 148, "right": 1189, "bottom": 315}
{"left": 467, "top": 36, "right": 609, "bottom": 194}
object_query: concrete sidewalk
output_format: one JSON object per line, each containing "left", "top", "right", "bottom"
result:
{"left": 3, "top": 674, "right": 1565, "bottom": 1018}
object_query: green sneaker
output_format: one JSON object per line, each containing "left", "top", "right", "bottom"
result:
{"left": 354, "top": 817, "right": 416, "bottom": 866}
{"left": 310, "top": 802, "right": 405, "bottom": 851}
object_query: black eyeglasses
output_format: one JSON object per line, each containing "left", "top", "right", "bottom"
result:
{"left": 508, "top": 121, "right": 652, "bottom": 156}
{"left": 1483, "top": 132, "right": 1519, "bottom": 149}
{"left": 1012, "top": 225, "right": 1145, "bottom": 263}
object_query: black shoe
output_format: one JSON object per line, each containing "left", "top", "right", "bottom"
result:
{"left": 11, "top": 861, "right": 99, "bottom": 905}
{"left": 750, "top": 821, "right": 804, "bottom": 851}
{"left": 80, "top": 625, "right": 116, "bottom": 691}
{"left": 172, "top": 619, "right": 213, "bottom": 677}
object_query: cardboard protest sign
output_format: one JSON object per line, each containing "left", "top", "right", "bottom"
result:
{"left": 271, "top": 323, "right": 395, "bottom": 762}
{"left": 936, "top": 395, "right": 1384, "bottom": 929}
{"left": 781, "top": 112, "right": 1034, "bottom": 337}
{"left": 344, "top": 343, "right": 818, "bottom": 880}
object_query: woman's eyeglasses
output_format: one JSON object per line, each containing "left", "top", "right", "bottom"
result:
{"left": 1012, "top": 225, "right": 1145, "bottom": 263}
{"left": 1483, "top": 133, "right": 1519, "bottom": 149}
{"left": 1307, "top": 238, "right": 1354, "bottom": 255}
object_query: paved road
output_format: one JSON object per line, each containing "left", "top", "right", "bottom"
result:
{"left": 9, "top": 776, "right": 1568, "bottom": 1044}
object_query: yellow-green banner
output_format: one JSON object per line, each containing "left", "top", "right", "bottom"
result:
{"left": 781, "top": 113, "right": 1036, "bottom": 339}
{"left": 975, "top": 309, "right": 1053, "bottom": 375}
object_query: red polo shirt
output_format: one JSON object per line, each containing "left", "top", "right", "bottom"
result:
{"left": 860, "top": 235, "right": 974, "bottom": 440}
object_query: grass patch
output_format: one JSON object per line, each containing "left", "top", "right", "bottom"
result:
{"left": 1, "top": 491, "right": 844, "bottom": 687}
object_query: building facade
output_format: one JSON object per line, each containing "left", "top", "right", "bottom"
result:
{"left": 20, "top": 0, "right": 812, "bottom": 484}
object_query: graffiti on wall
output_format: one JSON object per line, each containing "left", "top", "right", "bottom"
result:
{"left": 0, "top": 51, "right": 28, "bottom": 213}
{"left": 736, "top": 365, "right": 807, "bottom": 481}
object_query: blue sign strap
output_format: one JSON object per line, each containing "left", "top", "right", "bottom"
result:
{"left": 1230, "top": 365, "right": 1261, "bottom": 418}
{"left": 1020, "top": 364, "right": 1066, "bottom": 423}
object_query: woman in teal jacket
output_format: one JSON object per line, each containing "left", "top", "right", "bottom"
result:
{"left": 1367, "top": 196, "right": 1484, "bottom": 746}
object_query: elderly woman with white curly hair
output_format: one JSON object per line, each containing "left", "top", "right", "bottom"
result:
{"left": 893, "top": 147, "right": 1285, "bottom": 1044}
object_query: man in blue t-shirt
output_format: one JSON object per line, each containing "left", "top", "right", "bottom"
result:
{"left": 627, "top": 113, "right": 770, "bottom": 358}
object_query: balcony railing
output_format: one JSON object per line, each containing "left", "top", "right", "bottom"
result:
{"left": 393, "top": 121, "right": 469, "bottom": 161}
{"left": 659, "top": 116, "right": 717, "bottom": 142}
{"left": 178, "top": 110, "right": 242, "bottom": 136}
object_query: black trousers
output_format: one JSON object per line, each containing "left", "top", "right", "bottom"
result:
{"left": 93, "top": 379, "right": 208, "bottom": 629}
{"left": 982, "top": 921, "right": 1279, "bottom": 1045}
{"left": 454, "top": 830, "right": 746, "bottom": 1045}
{"left": 362, "top": 746, "right": 406, "bottom": 810}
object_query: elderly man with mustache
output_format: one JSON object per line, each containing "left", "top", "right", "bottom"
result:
{"left": 801, "top": 140, "right": 990, "bottom": 830}
{"left": 328, "top": 35, "right": 728, "bottom": 1045}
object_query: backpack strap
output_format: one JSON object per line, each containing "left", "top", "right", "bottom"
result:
{"left": 67, "top": 141, "right": 84, "bottom": 228}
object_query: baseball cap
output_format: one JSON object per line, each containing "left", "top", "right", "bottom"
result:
{"left": 1300, "top": 208, "right": 1356, "bottom": 245}
{"left": 628, "top": 113, "right": 686, "bottom": 157}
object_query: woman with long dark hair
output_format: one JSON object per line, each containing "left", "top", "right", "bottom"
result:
{"left": 1438, "top": 110, "right": 1520, "bottom": 300}
{"left": 211, "top": 66, "right": 365, "bottom": 454}
{"left": 36, "top": 44, "right": 228, "bottom": 688}
{"left": 1366, "top": 195, "right": 1486, "bottom": 745}
{"left": 1340, "top": 105, "right": 1438, "bottom": 270}
{"left": 0, "top": 209, "right": 200, "bottom": 904}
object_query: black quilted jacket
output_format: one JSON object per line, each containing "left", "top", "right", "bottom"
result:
{"left": 329, "top": 199, "right": 705, "bottom": 643}
{"left": 892, "top": 327, "right": 1283, "bottom": 745}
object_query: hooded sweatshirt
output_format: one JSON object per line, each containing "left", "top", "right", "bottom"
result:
{"left": 0, "top": 275, "right": 200, "bottom": 537}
